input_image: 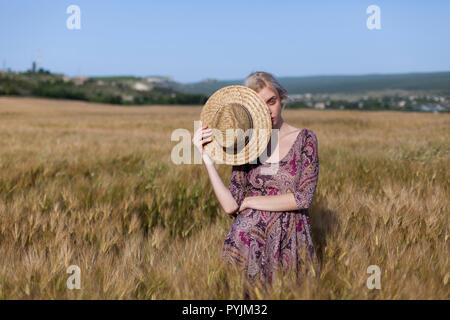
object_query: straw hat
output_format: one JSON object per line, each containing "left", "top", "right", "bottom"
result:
{"left": 200, "top": 85, "right": 272, "bottom": 165}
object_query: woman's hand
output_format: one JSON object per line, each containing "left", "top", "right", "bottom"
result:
{"left": 239, "top": 197, "right": 251, "bottom": 212}
{"left": 192, "top": 124, "right": 214, "bottom": 165}
{"left": 228, "top": 197, "right": 252, "bottom": 219}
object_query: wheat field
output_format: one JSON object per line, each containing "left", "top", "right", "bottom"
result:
{"left": 0, "top": 96, "right": 448, "bottom": 299}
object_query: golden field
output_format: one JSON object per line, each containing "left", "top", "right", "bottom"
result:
{"left": 0, "top": 96, "right": 448, "bottom": 299}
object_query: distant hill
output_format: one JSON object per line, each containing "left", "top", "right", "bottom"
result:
{"left": 168, "top": 72, "right": 450, "bottom": 95}
{"left": 0, "top": 72, "right": 208, "bottom": 105}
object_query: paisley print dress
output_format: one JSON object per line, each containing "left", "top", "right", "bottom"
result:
{"left": 222, "top": 128, "right": 320, "bottom": 286}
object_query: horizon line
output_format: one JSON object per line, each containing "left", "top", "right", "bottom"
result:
{"left": 3, "top": 68, "right": 450, "bottom": 84}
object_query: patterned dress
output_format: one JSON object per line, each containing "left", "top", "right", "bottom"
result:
{"left": 222, "top": 128, "right": 320, "bottom": 286}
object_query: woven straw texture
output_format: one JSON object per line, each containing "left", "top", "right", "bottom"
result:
{"left": 200, "top": 85, "right": 271, "bottom": 165}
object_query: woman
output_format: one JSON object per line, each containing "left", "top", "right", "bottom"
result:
{"left": 193, "top": 71, "right": 320, "bottom": 292}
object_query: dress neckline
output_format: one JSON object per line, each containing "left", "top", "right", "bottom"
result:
{"left": 261, "top": 128, "right": 305, "bottom": 165}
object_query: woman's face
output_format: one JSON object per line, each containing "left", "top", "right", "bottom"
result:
{"left": 257, "top": 86, "right": 282, "bottom": 128}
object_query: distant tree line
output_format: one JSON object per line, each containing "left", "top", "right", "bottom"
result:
{"left": 0, "top": 69, "right": 208, "bottom": 106}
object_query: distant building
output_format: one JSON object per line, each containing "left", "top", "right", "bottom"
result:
{"left": 122, "top": 95, "right": 134, "bottom": 102}
{"left": 133, "top": 82, "right": 151, "bottom": 91}
{"left": 146, "top": 76, "right": 173, "bottom": 83}
{"left": 73, "top": 77, "right": 88, "bottom": 85}
{"left": 62, "top": 76, "right": 88, "bottom": 85}
{"left": 287, "top": 94, "right": 304, "bottom": 102}
{"left": 314, "top": 102, "right": 325, "bottom": 109}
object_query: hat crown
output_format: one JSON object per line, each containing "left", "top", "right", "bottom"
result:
{"left": 211, "top": 103, "right": 253, "bottom": 149}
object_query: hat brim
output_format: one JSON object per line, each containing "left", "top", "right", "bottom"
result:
{"left": 200, "top": 85, "right": 272, "bottom": 165}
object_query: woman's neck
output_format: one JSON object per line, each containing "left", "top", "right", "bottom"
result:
{"left": 274, "top": 118, "right": 290, "bottom": 135}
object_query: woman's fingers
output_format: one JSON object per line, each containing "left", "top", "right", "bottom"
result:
{"left": 192, "top": 129, "right": 213, "bottom": 154}
{"left": 194, "top": 127, "right": 212, "bottom": 140}
{"left": 192, "top": 124, "right": 213, "bottom": 152}
{"left": 194, "top": 125, "right": 207, "bottom": 135}
{"left": 202, "top": 129, "right": 212, "bottom": 137}
{"left": 193, "top": 127, "right": 208, "bottom": 140}
{"left": 200, "top": 129, "right": 213, "bottom": 143}
{"left": 201, "top": 135, "right": 212, "bottom": 143}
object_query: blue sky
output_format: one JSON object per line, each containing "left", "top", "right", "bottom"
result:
{"left": 1, "top": 0, "right": 449, "bottom": 83}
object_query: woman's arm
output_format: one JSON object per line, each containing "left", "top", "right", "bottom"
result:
{"left": 292, "top": 130, "right": 319, "bottom": 210}
{"left": 242, "top": 193, "right": 298, "bottom": 212}
{"left": 204, "top": 154, "right": 247, "bottom": 216}
{"left": 202, "top": 153, "right": 244, "bottom": 217}
{"left": 194, "top": 124, "right": 240, "bottom": 217}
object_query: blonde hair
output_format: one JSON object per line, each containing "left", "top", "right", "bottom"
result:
{"left": 243, "top": 71, "right": 289, "bottom": 109}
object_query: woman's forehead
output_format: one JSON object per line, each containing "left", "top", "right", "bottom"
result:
{"left": 258, "top": 86, "right": 277, "bottom": 101}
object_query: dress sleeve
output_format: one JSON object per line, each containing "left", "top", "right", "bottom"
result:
{"left": 293, "top": 129, "right": 319, "bottom": 211}
{"left": 228, "top": 164, "right": 249, "bottom": 209}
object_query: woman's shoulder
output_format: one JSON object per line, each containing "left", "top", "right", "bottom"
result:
{"left": 301, "top": 129, "right": 319, "bottom": 158}
{"left": 304, "top": 128, "right": 318, "bottom": 140}
{"left": 295, "top": 128, "right": 318, "bottom": 151}
{"left": 289, "top": 127, "right": 317, "bottom": 145}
